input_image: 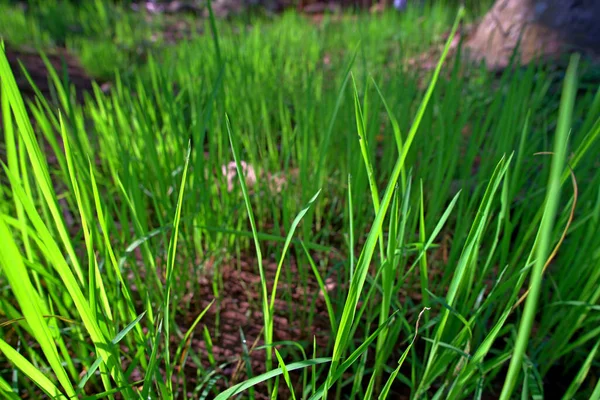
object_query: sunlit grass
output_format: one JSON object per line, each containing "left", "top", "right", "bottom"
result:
{"left": 1, "top": 1, "right": 599, "bottom": 399}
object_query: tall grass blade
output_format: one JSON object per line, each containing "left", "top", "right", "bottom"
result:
{"left": 499, "top": 53, "right": 580, "bottom": 400}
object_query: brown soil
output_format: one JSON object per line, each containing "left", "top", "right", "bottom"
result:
{"left": 115, "top": 249, "right": 343, "bottom": 399}
{"left": 163, "top": 247, "right": 445, "bottom": 399}
{"left": 3, "top": 43, "right": 96, "bottom": 103}
{"left": 174, "top": 255, "right": 337, "bottom": 399}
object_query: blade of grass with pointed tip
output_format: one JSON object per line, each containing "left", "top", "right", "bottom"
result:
{"left": 0, "top": 42, "right": 85, "bottom": 285}
{"left": 419, "top": 154, "right": 512, "bottom": 395}
{"left": 0, "top": 218, "right": 75, "bottom": 397}
{"left": 142, "top": 318, "right": 164, "bottom": 399}
{"left": 352, "top": 74, "right": 384, "bottom": 260}
{"left": 2, "top": 45, "right": 133, "bottom": 396}
{"left": 0, "top": 376, "right": 20, "bottom": 400}
{"left": 379, "top": 307, "right": 430, "bottom": 400}
{"left": 269, "top": 189, "right": 321, "bottom": 313}
{"left": 325, "top": 9, "right": 465, "bottom": 397}
{"left": 0, "top": 338, "right": 66, "bottom": 399}
{"left": 302, "top": 243, "right": 337, "bottom": 336}
{"left": 371, "top": 78, "right": 406, "bottom": 190}
{"left": 561, "top": 339, "right": 600, "bottom": 400}
{"left": 500, "top": 53, "right": 579, "bottom": 400}
{"left": 59, "top": 112, "right": 113, "bottom": 328}
{"left": 275, "top": 349, "right": 297, "bottom": 400}
{"left": 76, "top": 313, "right": 146, "bottom": 391}
{"left": 175, "top": 299, "right": 215, "bottom": 372}
{"left": 215, "top": 358, "right": 332, "bottom": 400}
{"left": 87, "top": 157, "right": 138, "bottom": 335}
{"left": 226, "top": 114, "right": 273, "bottom": 382}
{"left": 163, "top": 142, "right": 193, "bottom": 394}
{"left": 310, "top": 310, "right": 401, "bottom": 400}
{"left": 590, "top": 374, "right": 600, "bottom": 400}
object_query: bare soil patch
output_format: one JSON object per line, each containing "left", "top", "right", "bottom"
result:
{"left": 3, "top": 43, "right": 96, "bottom": 103}
{"left": 176, "top": 255, "right": 337, "bottom": 398}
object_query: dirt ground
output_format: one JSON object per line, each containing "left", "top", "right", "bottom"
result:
{"left": 4, "top": 44, "right": 95, "bottom": 103}
{"left": 176, "top": 255, "right": 338, "bottom": 398}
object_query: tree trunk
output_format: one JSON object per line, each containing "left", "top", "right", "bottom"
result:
{"left": 465, "top": 0, "right": 600, "bottom": 70}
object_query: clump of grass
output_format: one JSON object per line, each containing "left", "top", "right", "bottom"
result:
{"left": 1, "top": 2, "right": 600, "bottom": 399}
{"left": 0, "top": 0, "right": 171, "bottom": 79}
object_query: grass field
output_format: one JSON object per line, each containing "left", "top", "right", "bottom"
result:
{"left": 1, "top": 1, "right": 599, "bottom": 399}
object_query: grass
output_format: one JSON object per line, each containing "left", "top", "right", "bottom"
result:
{"left": 1, "top": 0, "right": 600, "bottom": 399}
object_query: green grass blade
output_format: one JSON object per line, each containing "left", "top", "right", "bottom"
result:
{"left": 163, "top": 142, "right": 193, "bottom": 394}
{"left": 275, "top": 349, "right": 297, "bottom": 400}
{"left": 309, "top": 310, "right": 400, "bottom": 400}
{"left": 499, "top": 53, "right": 580, "bottom": 400}
{"left": 226, "top": 114, "right": 273, "bottom": 382}
{"left": 561, "top": 339, "right": 600, "bottom": 399}
{"left": 0, "top": 216, "right": 76, "bottom": 397}
{"left": 0, "top": 375, "right": 21, "bottom": 400}
{"left": 0, "top": 338, "right": 66, "bottom": 399}
{"left": 215, "top": 358, "right": 332, "bottom": 400}
{"left": 379, "top": 307, "right": 430, "bottom": 400}
{"left": 325, "top": 8, "right": 465, "bottom": 396}
{"left": 269, "top": 189, "right": 321, "bottom": 312}
{"left": 590, "top": 375, "right": 600, "bottom": 400}
{"left": 302, "top": 243, "right": 337, "bottom": 336}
